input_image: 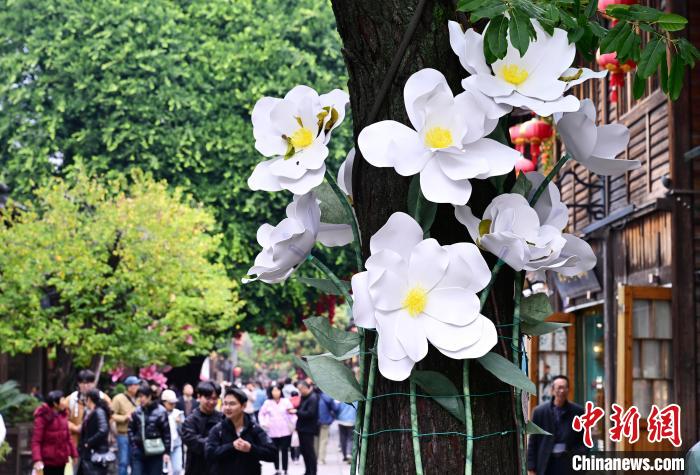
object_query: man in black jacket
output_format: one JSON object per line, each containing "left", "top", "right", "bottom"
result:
{"left": 295, "top": 381, "right": 319, "bottom": 475}
{"left": 181, "top": 381, "right": 223, "bottom": 475}
{"left": 527, "top": 375, "right": 587, "bottom": 475}
{"left": 128, "top": 384, "right": 171, "bottom": 475}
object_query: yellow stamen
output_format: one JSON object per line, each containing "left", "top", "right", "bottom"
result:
{"left": 424, "top": 127, "right": 453, "bottom": 149}
{"left": 500, "top": 64, "right": 529, "bottom": 86}
{"left": 478, "top": 219, "right": 492, "bottom": 237}
{"left": 290, "top": 127, "right": 314, "bottom": 149}
{"left": 403, "top": 286, "right": 428, "bottom": 317}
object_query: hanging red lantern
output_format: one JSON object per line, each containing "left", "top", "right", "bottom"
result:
{"left": 596, "top": 50, "right": 637, "bottom": 102}
{"left": 598, "top": 0, "right": 637, "bottom": 26}
{"left": 508, "top": 124, "right": 528, "bottom": 154}
{"left": 521, "top": 117, "right": 553, "bottom": 162}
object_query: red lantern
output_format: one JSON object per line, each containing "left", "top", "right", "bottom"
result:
{"left": 509, "top": 124, "right": 528, "bottom": 154}
{"left": 596, "top": 50, "right": 637, "bottom": 102}
{"left": 521, "top": 117, "right": 553, "bottom": 162}
{"left": 598, "top": 0, "right": 637, "bottom": 26}
{"left": 515, "top": 155, "right": 536, "bottom": 175}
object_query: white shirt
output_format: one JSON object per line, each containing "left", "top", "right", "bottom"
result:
{"left": 168, "top": 408, "right": 184, "bottom": 450}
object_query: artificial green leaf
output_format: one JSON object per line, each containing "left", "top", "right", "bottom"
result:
{"left": 407, "top": 176, "right": 437, "bottom": 234}
{"left": 315, "top": 181, "right": 353, "bottom": 225}
{"left": 486, "top": 15, "right": 509, "bottom": 60}
{"left": 657, "top": 12, "right": 688, "bottom": 31}
{"left": 306, "top": 354, "right": 364, "bottom": 402}
{"left": 510, "top": 173, "right": 533, "bottom": 197}
{"left": 632, "top": 72, "right": 646, "bottom": 100}
{"left": 637, "top": 37, "right": 666, "bottom": 79}
{"left": 304, "top": 316, "right": 360, "bottom": 357}
{"left": 470, "top": 2, "right": 507, "bottom": 22}
{"left": 521, "top": 321, "right": 570, "bottom": 336}
{"left": 478, "top": 352, "right": 536, "bottom": 394}
{"left": 413, "top": 370, "right": 466, "bottom": 424}
{"left": 668, "top": 54, "right": 684, "bottom": 101}
{"left": 520, "top": 293, "right": 552, "bottom": 323}
{"left": 293, "top": 355, "right": 312, "bottom": 376}
{"left": 525, "top": 420, "right": 552, "bottom": 435}
{"left": 306, "top": 346, "right": 360, "bottom": 361}
{"left": 508, "top": 10, "right": 532, "bottom": 57}
{"left": 297, "top": 276, "right": 350, "bottom": 296}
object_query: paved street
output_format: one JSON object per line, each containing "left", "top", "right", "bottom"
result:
{"left": 262, "top": 423, "right": 351, "bottom": 475}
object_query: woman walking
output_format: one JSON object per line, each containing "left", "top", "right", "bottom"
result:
{"left": 128, "top": 384, "right": 171, "bottom": 475}
{"left": 32, "top": 390, "right": 78, "bottom": 475}
{"left": 258, "top": 384, "right": 296, "bottom": 475}
{"left": 205, "top": 387, "right": 276, "bottom": 475}
{"left": 77, "top": 389, "right": 113, "bottom": 475}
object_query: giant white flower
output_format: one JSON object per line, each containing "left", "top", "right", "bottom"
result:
{"left": 351, "top": 212, "right": 497, "bottom": 381}
{"left": 358, "top": 68, "right": 518, "bottom": 205}
{"left": 554, "top": 99, "right": 639, "bottom": 176}
{"left": 248, "top": 86, "right": 350, "bottom": 195}
{"left": 455, "top": 172, "right": 595, "bottom": 276}
{"left": 448, "top": 20, "right": 607, "bottom": 117}
{"left": 337, "top": 148, "right": 355, "bottom": 199}
{"left": 244, "top": 193, "right": 353, "bottom": 284}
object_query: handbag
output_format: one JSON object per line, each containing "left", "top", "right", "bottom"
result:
{"left": 139, "top": 411, "right": 166, "bottom": 456}
{"left": 90, "top": 451, "right": 116, "bottom": 466}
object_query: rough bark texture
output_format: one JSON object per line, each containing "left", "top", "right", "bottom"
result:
{"left": 331, "top": 1, "right": 519, "bottom": 473}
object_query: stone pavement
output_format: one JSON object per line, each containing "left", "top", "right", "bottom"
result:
{"left": 262, "top": 422, "right": 351, "bottom": 475}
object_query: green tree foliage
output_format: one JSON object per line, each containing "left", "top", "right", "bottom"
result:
{"left": 0, "top": 170, "right": 242, "bottom": 369}
{"left": 0, "top": 0, "right": 351, "bottom": 330}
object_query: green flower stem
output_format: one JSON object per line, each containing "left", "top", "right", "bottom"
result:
{"left": 349, "top": 328, "right": 366, "bottom": 475}
{"left": 325, "top": 169, "right": 363, "bottom": 272}
{"left": 479, "top": 259, "right": 505, "bottom": 311}
{"left": 528, "top": 154, "right": 571, "bottom": 206}
{"left": 513, "top": 272, "right": 526, "bottom": 475}
{"left": 463, "top": 361, "right": 473, "bottom": 475}
{"left": 410, "top": 377, "right": 424, "bottom": 475}
{"left": 307, "top": 255, "right": 353, "bottom": 306}
{"left": 358, "top": 346, "right": 377, "bottom": 475}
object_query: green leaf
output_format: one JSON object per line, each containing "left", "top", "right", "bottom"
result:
{"left": 657, "top": 12, "right": 688, "bottom": 31}
{"left": 588, "top": 21, "right": 607, "bottom": 38}
{"left": 296, "top": 276, "right": 350, "bottom": 296}
{"left": 615, "top": 28, "right": 640, "bottom": 63}
{"left": 568, "top": 27, "right": 585, "bottom": 43}
{"left": 508, "top": 10, "right": 533, "bottom": 57}
{"left": 304, "top": 316, "right": 360, "bottom": 357}
{"left": 407, "top": 176, "right": 437, "bottom": 234}
{"left": 637, "top": 37, "right": 666, "bottom": 79}
{"left": 606, "top": 4, "right": 662, "bottom": 21}
{"left": 599, "top": 22, "right": 630, "bottom": 54}
{"left": 521, "top": 321, "right": 570, "bottom": 336}
{"left": 478, "top": 352, "right": 536, "bottom": 394}
{"left": 677, "top": 38, "right": 700, "bottom": 67}
{"left": 660, "top": 50, "right": 669, "bottom": 94}
{"left": 306, "top": 354, "right": 364, "bottom": 402}
{"left": 632, "top": 72, "right": 646, "bottom": 99}
{"left": 314, "top": 181, "right": 353, "bottom": 225}
{"left": 520, "top": 293, "right": 552, "bottom": 323}
{"left": 510, "top": 173, "right": 533, "bottom": 197}
{"left": 413, "top": 370, "right": 466, "bottom": 424}
{"left": 486, "top": 15, "right": 509, "bottom": 60}
{"left": 470, "top": 2, "right": 507, "bottom": 22}
{"left": 456, "top": 0, "right": 486, "bottom": 12}
{"left": 668, "top": 54, "right": 684, "bottom": 101}
{"left": 584, "top": 0, "right": 598, "bottom": 18}
{"left": 525, "top": 420, "right": 552, "bottom": 435}
{"left": 293, "top": 355, "right": 312, "bottom": 375}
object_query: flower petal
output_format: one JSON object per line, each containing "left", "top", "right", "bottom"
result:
{"left": 448, "top": 22, "right": 491, "bottom": 76}
{"left": 252, "top": 97, "right": 288, "bottom": 157}
{"left": 562, "top": 67, "right": 607, "bottom": 91}
{"left": 556, "top": 233, "right": 597, "bottom": 275}
{"left": 358, "top": 121, "right": 425, "bottom": 171}
{"left": 377, "top": 346, "right": 415, "bottom": 381}
{"left": 480, "top": 232, "right": 528, "bottom": 271}
{"left": 319, "top": 88, "right": 350, "bottom": 141}
{"left": 369, "top": 212, "right": 424, "bottom": 260}
{"left": 408, "top": 238, "right": 449, "bottom": 292}
{"left": 434, "top": 314, "right": 497, "bottom": 359}
{"left": 277, "top": 166, "right": 326, "bottom": 195}
{"left": 423, "top": 315, "right": 482, "bottom": 351}
{"left": 526, "top": 172, "right": 569, "bottom": 230}
{"left": 591, "top": 124, "right": 630, "bottom": 159}
{"left": 556, "top": 109, "right": 598, "bottom": 162}
{"left": 368, "top": 269, "right": 408, "bottom": 311}
{"left": 495, "top": 93, "right": 580, "bottom": 117}
{"left": 256, "top": 223, "right": 275, "bottom": 248}
{"left": 248, "top": 159, "right": 283, "bottom": 192}
{"left": 351, "top": 272, "right": 376, "bottom": 329}
{"left": 423, "top": 288, "right": 480, "bottom": 326}
{"left": 579, "top": 155, "right": 641, "bottom": 176}
{"left": 317, "top": 223, "right": 353, "bottom": 247}
{"left": 395, "top": 312, "right": 429, "bottom": 362}
{"left": 420, "top": 159, "right": 472, "bottom": 205}
{"left": 466, "top": 138, "right": 519, "bottom": 179}
{"left": 436, "top": 150, "right": 489, "bottom": 181}
{"left": 404, "top": 68, "right": 452, "bottom": 131}
{"left": 376, "top": 310, "right": 411, "bottom": 360}
{"left": 439, "top": 243, "right": 491, "bottom": 293}
{"left": 454, "top": 205, "right": 481, "bottom": 243}
{"left": 337, "top": 148, "right": 355, "bottom": 197}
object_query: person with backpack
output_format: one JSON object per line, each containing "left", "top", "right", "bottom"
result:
{"left": 128, "top": 384, "right": 171, "bottom": 475}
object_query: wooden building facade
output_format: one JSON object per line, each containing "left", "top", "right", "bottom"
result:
{"left": 527, "top": 0, "right": 699, "bottom": 452}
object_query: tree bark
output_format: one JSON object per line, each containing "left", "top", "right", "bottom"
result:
{"left": 330, "top": 1, "right": 519, "bottom": 473}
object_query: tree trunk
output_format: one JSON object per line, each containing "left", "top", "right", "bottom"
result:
{"left": 330, "top": 1, "right": 520, "bottom": 473}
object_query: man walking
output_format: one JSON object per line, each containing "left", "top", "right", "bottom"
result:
{"left": 181, "top": 381, "right": 222, "bottom": 475}
{"left": 112, "top": 376, "right": 141, "bottom": 475}
{"left": 294, "top": 381, "right": 319, "bottom": 475}
{"left": 176, "top": 384, "right": 198, "bottom": 418}
{"left": 527, "top": 375, "right": 587, "bottom": 475}
{"left": 315, "top": 389, "right": 336, "bottom": 465}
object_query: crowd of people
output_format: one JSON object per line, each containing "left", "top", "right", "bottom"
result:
{"left": 29, "top": 370, "right": 357, "bottom": 475}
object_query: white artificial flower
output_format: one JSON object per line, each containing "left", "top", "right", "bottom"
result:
{"left": 248, "top": 86, "right": 350, "bottom": 195}
{"left": 455, "top": 172, "right": 595, "bottom": 276}
{"left": 244, "top": 192, "right": 353, "bottom": 284}
{"left": 358, "top": 68, "right": 518, "bottom": 205}
{"left": 554, "top": 99, "right": 639, "bottom": 176}
{"left": 448, "top": 20, "right": 606, "bottom": 117}
{"left": 351, "top": 212, "right": 497, "bottom": 381}
{"left": 337, "top": 148, "right": 355, "bottom": 199}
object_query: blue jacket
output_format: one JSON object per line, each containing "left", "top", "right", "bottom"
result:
{"left": 317, "top": 392, "right": 336, "bottom": 425}
{"left": 335, "top": 403, "right": 356, "bottom": 425}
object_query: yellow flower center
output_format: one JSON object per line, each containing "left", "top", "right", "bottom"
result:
{"left": 500, "top": 64, "right": 529, "bottom": 86}
{"left": 424, "top": 127, "right": 453, "bottom": 149}
{"left": 290, "top": 127, "right": 314, "bottom": 149}
{"left": 402, "top": 286, "right": 428, "bottom": 317}
{"left": 478, "top": 219, "right": 492, "bottom": 237}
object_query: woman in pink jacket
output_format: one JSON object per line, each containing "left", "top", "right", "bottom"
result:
{"left": 257, "top": 384, "right": 296, "bottom": 475}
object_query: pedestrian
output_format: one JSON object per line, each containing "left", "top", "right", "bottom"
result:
{"left": 294, "top": 381, "right": 319, "bottom": 475}
{"left": 128, "top": 384, "right": 171, "bottom": 475}
{"left": 111, "top": 376, "right": 140, "bottom": 475}
{"left": 527, "top": 375, "right": 587, "bottom": 475}
{"left": 68, "top": 370, "right": 112, "bottom": 458}
{"left": 161, "top": 389, "right": 185, "bottom": 475}
{"left": 253, "top": 382, "right": 267, "bottom": 421}
{"left": 243, "top": 381, "right": 257, "bottom": 421}
{"left": 258, "top": 383, "right": 296, "bottom": 475}
{"left": 31, "top": 390, "right": 78, "bottom": 475}
{"left": 205, "top": 387, "right": 276, "bottom": 475}
{"left": 335, "top": 402, "right": 356, "bottom": 463}
{"left": 77, "top": 389, "right": 114, "bottom": 475}
{"left": 176, "top": 384, "right": 198, "bottom": 417}
{"left": 181, "top": 381, "right": 222, "bottom": 475}
{"left": 315, "top": 389, "right": 336, "bottom": 465}
{"left": 281, "top": 378, "right": 296, "bottom": 400}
